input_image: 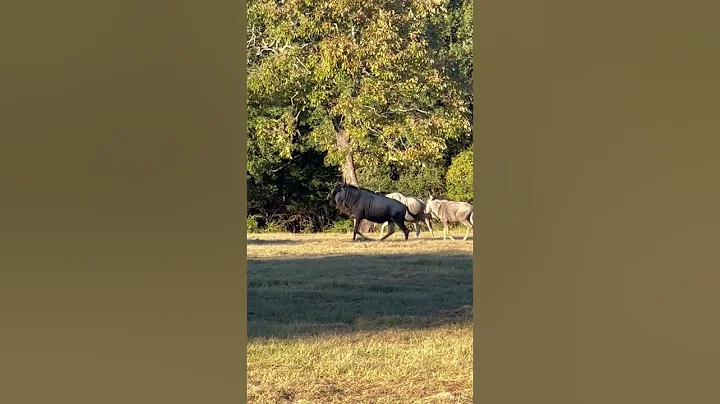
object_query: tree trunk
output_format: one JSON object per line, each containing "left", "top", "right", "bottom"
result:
{"left": 335, "top": 128, "right": 359, "bottom": 187}
{"left": 334, "top": 117, "right": 375, "bottom": 233}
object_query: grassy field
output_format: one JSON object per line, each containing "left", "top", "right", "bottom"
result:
{"left": 247, "top": 231, "right": 473, "bottom": 403}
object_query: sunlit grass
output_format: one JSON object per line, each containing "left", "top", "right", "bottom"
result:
{"left": 248, "top": 232, "right": 473, "bottom": 403}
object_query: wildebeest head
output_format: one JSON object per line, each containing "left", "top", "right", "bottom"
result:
{"left": 332, "top": 183, "right": 352, "bottom": 215}
{"left": 334, "top": 191, "right": 347, "bottom": 213}
{"left": 425, "top": 195, "right": 442, "bottom": 220}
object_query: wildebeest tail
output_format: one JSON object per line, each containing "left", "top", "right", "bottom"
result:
{"left": 405, "top": 207, "right": 421, "bottom": 221}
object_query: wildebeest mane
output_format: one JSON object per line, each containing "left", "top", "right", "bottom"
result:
{"left": 334, "top": 184, "right": 376, "bottom": 207}
{"left": 337, "top": 185, "right": 365, "bottom": 208}
{"left": 340, "top": 183, "right": 377, "bottom": 194}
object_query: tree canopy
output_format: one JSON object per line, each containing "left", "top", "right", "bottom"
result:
{"left": 247, "top": 0, "right": 473, "bottom": 232}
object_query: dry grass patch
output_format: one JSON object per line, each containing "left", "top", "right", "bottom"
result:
{"left": 248, "top": 233, "right": 473, "bottom": 403}
{"left": 248, "top": 326, "right": 472, "bottom": 403}
{"left": 247, "top": 231, "right": 474, "bottom": 259}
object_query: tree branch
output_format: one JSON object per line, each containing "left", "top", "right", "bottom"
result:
{"left": 269, "top": 156, "right": 294, "bottom": 173}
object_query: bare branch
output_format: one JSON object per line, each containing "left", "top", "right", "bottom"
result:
{"left": 252, "top": 37, "right": 312, "bottom": 57}
{"left": 269, "top": 155, "right": 294, "bottom": 173}
{"left": 293, "top": 57, "right": 311, "bottom": 74}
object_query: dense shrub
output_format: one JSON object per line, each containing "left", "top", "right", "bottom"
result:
{"left": 247, "top": 215, "right": 261, "bottom": 233}
{"left": 247, "top": 149, "right": 343, "bottom": 233}
{"left": 445, "top": 148, "right": 473, "bottom": 202}
{"left": 246, "top": 215, "right": 287, "bottom": 233}
{"left": 356, "top": 165, "right": 395, "bottom": 193}
{"left": 248, "top": 148, "right": 474, "bottom": 233}
{"left": 394, "top": 164, "right": 447, "bottom": 199}
{"left": 263, "top": 221, "right": 285, "bottom": 233}
{"left": 325, "top": 219, "right": 354, "bottom": 233}
{"left": 357, "top": 163, "right": 446, "bottom": 199}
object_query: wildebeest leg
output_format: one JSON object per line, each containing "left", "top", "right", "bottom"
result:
{"left": 353, "top": 218, "right": 369, "bottom": 241}
{"left": 425, "top": 218, "right": 434, "bottom": 238}
{"left": 378, "top": 221, "right": 389, "bottom": 239}
{"left": 444, "top": 220, "right": 456, "bottom": 241}
{"left": 413, "top": 222, "right": 421, "bottom": 238}
{"left": 379, "top": 222, "right": 395, "bottom": 241}
{"left": 395, "top": 221, "right": 410, "bottom": 240}
{"left": 461, "top": 219, "right": 473, "bottom": 241}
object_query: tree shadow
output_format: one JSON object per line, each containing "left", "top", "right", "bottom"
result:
{"left": 248, "top": 252, "right": 473, "bottom": 340}
{"left": 336, "top": 232, "right": 474, "bottom": 243}
{"left": 246, "top": 238, "right": 302, "bottom": 246}
{"left": 376, "top": 235, "right": 474, "bottom": 242}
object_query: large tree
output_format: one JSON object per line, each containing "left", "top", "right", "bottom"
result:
{"left": 427, "top": 0, "right": 473, "bottom": 165}
{"left": 247, "top": 0, "right": 470, "bottom": 186}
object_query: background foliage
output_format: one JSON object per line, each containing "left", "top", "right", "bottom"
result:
{"left": 247, "top": 0, "right": 473, "bottom": 232}
{"left": 445, "top": 148, "right": 473, "bottom": 202}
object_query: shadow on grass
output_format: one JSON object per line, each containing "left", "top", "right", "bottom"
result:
{"left": 326, "top": 234, "right": 474, "bottom": 243}
{"left": 246, "top": 238, "right": 303, "bottom": 246}
{"left": 248, "top": 252, "right": 473, "bottom": 339}
{"left": 375, "top": 236, "right": 474, "bottom": 242}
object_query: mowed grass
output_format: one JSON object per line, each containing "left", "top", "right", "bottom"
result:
{"left": 248, "top": 231, "right": 473, "bottom": 403}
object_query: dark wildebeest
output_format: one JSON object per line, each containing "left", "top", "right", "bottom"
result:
{"left": 377, "top": 192, "right": 434, "bottom": 239}
{"left": 333, "top": 184, "right": 420, "bottom": 241}
{"left": 424, "top": 196, "right": 474, "bottom": 241}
